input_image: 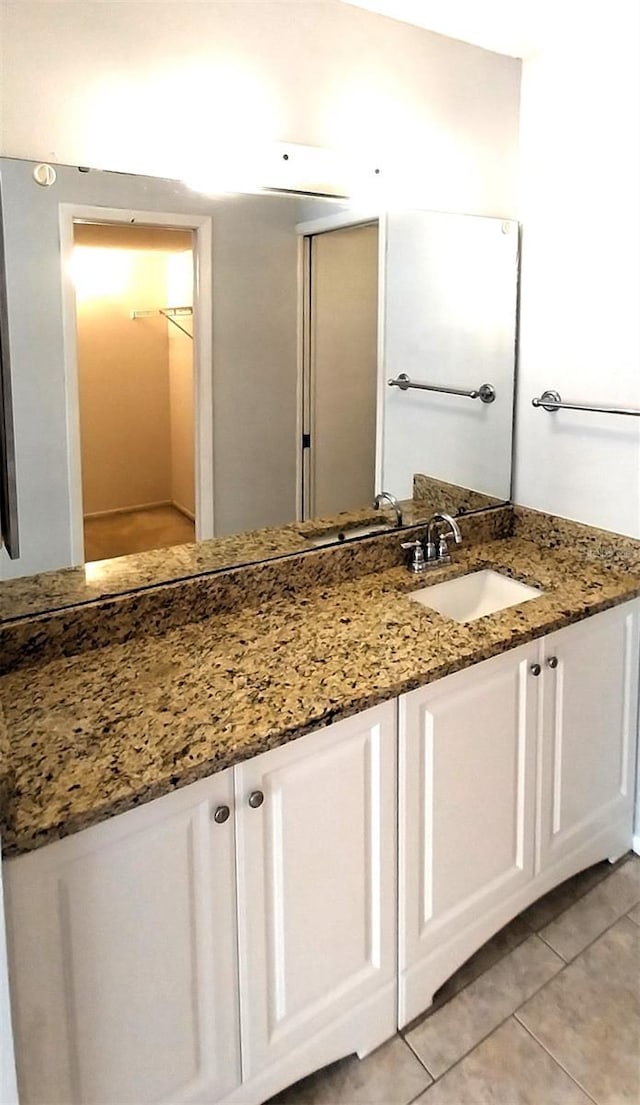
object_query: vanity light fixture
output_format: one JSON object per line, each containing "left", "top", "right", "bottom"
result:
{"left": 182, "top": 141, "right": 383, "bottom": 199}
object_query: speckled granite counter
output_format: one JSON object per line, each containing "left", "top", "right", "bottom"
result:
{"left": 1, "top": 507, "right": 639, "bottom": 859}
{"left": 0, "top": 499, "right": 437, "bottom": 624}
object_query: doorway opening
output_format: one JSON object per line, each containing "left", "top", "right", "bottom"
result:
{"left": 70, "top": 221, "right": 197, "bottom": 562}
{"left": 301, "top": 221, "right": 380, "bottom": 520}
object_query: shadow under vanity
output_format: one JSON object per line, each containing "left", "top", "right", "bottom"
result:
{"left": 1, "top": 502, "right": 639, "bottom": 1105}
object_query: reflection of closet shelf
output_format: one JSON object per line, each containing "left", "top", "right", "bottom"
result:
{"left": 131, "top": 306, "right": 193, "bottom": 339}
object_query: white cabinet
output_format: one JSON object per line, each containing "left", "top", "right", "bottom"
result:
{"left": 398, "top": 641, "right": 539, "bottom": 1026}
{"left": 4, "top": 602, "right": 638, "bottom": 1101}
{"left": 4, "top": 768, "right": 241, "bottom": 1105}
{"left": 536, "top": 602, "right": 639, "bottom": 877}
{"left": 0, "top": 850, "right": 18, "bottom": 1105}
{"left": 4, "top": 701, "right": 397, "bottom": 1105}
{"left": 232, "top": 701, "right": 397, "bottom": 1102}
{"left": 399, "top": 600, "right": 639, "bottom": 1027}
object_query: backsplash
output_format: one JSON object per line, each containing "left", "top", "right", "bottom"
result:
{"left": 0, "top": 506, "right": 514, "bottom": 674}
{"left": 412, "top": 473, "right": 505, "bottom": 515}
{"left": 514, "top": 507, "right": 640, "bottom": 572}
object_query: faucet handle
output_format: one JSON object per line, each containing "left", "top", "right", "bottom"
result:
{"left": 436, "top": 533, "right": 452, "bottom": 564}
{"left": 401, "top": 539, "right": 427, "bottom": 574}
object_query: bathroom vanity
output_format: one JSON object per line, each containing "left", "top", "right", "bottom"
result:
{"left": 1, "top": 506, "right": 639, "bottom": 1105}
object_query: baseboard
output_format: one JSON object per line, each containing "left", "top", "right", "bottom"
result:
{"left": 171, "top": 500, "right": 196, "bottom": 522}
{"left": 84, "top": 501, "right": 172, "bottom": 520}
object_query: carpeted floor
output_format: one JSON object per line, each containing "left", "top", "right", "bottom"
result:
{"left": 84, "top": 504, "right": 195, "bottom": 562}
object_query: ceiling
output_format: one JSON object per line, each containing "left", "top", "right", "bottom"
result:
{"left": 341, "top": 0, "right": 573, "bottom": 58}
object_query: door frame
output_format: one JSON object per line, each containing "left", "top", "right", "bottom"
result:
{"left": 295, "top": 211, "right": 387, "bottom": 521}
{"left": 59, "top": 204, "right": 214, "bottom": 564}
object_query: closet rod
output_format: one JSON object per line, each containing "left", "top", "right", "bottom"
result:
{"left": 130, "top": 306, "right": 193, "bottom": 339}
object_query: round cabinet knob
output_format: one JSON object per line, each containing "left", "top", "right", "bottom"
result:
{"left": 213, "top": 805, "right": 230, "bottom": 824}
{"left": 530, "top": 663, "right": 542, "bottom": 677}
{"left": 248, "top": 790, "right": 264, "bottom": 809}
{"left": 547, "top": 656, "right": 559, "bottom": 669}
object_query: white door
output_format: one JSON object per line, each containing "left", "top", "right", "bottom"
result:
{"left": 537, "top": 601, "right": 639, "bottom": 875}
{"left": 4, "top": 770, "right": 240, "bottom": 1105}
{"left": 305, "top": 223, "right": 379, "bottom": 518}
{"left": 399, "top": 643, "right": 539, "bottom": 1026}
{"left": 234, "top": 702, "right": 397, "bottom": 1082}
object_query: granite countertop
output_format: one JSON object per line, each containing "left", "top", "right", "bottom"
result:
{"left": 0, "top": 500, "right": 435, "bottom": 624}
{"left": 1, "top": 523, "right": 639, "bottom": 859}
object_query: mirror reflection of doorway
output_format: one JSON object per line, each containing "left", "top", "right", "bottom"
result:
{"left": 71, "top": 222, "right": 196, "bottom": 562}
{"left": 303, "top": 221, "right": 379, "bottom": 520}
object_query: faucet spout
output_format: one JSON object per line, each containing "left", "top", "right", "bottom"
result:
{"left": 427, "top": 512, "right": 462, "bottom": 546}
{"left": 424, "top": 511, "right": 463, "bottom": 566}
{"left": 373, "top": 491, "right": 403, "bottom": 527}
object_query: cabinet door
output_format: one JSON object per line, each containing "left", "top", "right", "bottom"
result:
{"left": 537, "top": 601, "right": 639, "bottom": 874}
{"left": 399, "top": 643, "right": 538, "bottom": 1026}
{"left": 0, "top": 849, "right": 18, "bottom": 1105}
{"left": 234, "top": 702, "right": 397, "bottom": 1081}
{"left": 4, "top": 770, "right": 240, "bottom": 1105}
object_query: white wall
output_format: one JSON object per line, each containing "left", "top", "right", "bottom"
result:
{"left": 75, "top": 244, "right": 174, "bottom": 516}
{"left": 514, "top": 5, "right": 640, "bottom": 537}
{"left": 0, "top": 1, "right": 520, "bottom": 218}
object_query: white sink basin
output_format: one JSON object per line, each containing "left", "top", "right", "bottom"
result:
{"left": 409, "top": 569, "right": 542, "bottom": 623}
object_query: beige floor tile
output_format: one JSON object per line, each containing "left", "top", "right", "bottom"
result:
{"left": 406, "top": 914, "right": 531, "bottom": 1027}
{"left": 404, "top": 935, "right": 563, "bottom": 1079}
{"left": 517, "top": 917, "right": 640, "bottom": 1104}
{"left": 266, "top": 1036, "right": 432, "bottom": 1105}
{"left": 414, "top": 1017, "right": 592, "bottom": 1105}
{"left": 520, "top": 858, "right": 618, "bottom": 931}
{"left": 539, "top": 855, "right": 640, "bottom": 961}
{"left": 628, "top": 899, "right": 640, "bottom": 925}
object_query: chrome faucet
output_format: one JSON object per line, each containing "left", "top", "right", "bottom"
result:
{"left": 373, "top": 491, "right": 403, "bottom": 528}
{"left": 425, "top": 512, "right": 462, "bottom": 566}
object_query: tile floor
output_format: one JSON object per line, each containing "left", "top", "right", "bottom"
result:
{"left": 268, "top": 854, "right": 640, "bottom": 1105}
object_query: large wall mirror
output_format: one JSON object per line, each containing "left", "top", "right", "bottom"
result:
{"left": 0, "top": 155, "right": 518, "bottom": 613}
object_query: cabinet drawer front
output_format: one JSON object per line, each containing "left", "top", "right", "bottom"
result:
{"left": 235, "top": 701, "right": 397, "bottom": 1080}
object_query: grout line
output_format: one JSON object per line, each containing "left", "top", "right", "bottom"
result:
{"left": 522, "top": 853, "right": 634, "bottom": 934}
{"left": 401, "top": 939, "right": 566, "bottom": 1089}
{"left": 398, "top": 860, "right": 638, "bottom": 1100}
{"left": 402, "top": 1034, "right": 436, "bottom": 1082}
{"left": 537, "top": 900, "right": 640, "bottom": 966}
{"left": 514, "top": 1016, "right": 600, "bottom": 1105}
{"left": 405, "top": 1087, "right": 432, "bottom": 1105}
{"left": 398, "top": 928, "right": 531, "bottom": 1036}
{"left": 536, "top": 928, "right": 569, "bottom": 962}
{"left": 401, "top": 856, "right": 636, "bottom": 1041}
